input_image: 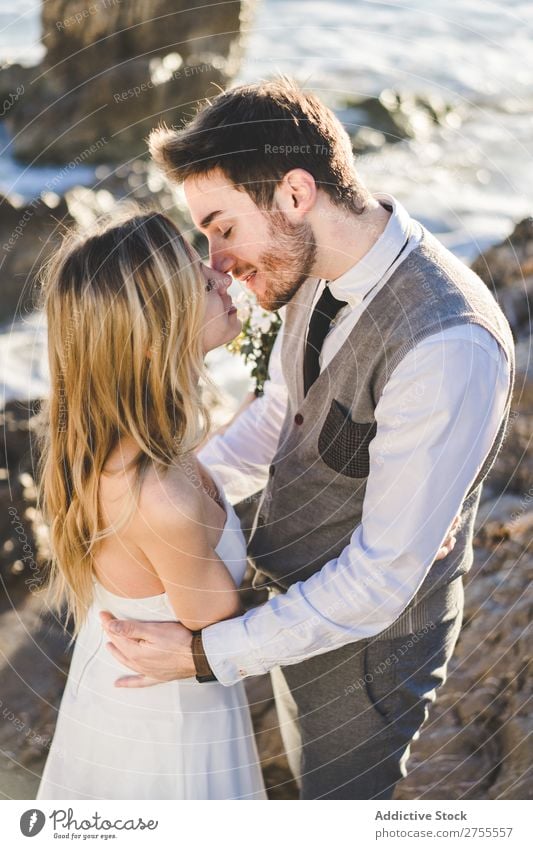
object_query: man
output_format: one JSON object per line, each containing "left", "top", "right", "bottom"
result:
{"left": 101, "top": 78, "right": 514, "bottom": 799}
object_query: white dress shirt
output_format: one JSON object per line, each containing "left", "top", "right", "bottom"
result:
{"left": 198, "top": 193, "right": 511, "bottom": 686}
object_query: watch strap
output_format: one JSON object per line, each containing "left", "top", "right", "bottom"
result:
{"left": 191, "top": 630, "right": 217, "bottom": 682}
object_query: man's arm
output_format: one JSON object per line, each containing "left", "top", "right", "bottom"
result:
{"left": 102, "top": 326, "right": 507, "bottom": 687}
{"left": 201, "top": 325, "right": 511, "bottom": 684}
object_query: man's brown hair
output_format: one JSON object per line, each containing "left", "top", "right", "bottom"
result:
{"left": 149, "top": 77, "right": 370, "bottom": 213}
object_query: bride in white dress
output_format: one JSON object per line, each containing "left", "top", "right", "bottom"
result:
{"left": 35, "top": 209, "right": 267, "bottom": 800}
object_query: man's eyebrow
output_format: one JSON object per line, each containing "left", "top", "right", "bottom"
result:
{"left": 200, "top": 209, "right": 223, "bottom": 229}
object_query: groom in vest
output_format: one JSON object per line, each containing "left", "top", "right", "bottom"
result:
{"left": 102, "top": 78, "right": 515, "bottom": 799}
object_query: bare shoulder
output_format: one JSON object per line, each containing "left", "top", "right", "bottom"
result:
{"left": 133, "top": 455, "right": 205, "bottom": 539}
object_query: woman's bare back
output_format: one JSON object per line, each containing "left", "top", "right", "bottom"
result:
{"left": 93, "top": 439, "right": 227, "bottom": 600}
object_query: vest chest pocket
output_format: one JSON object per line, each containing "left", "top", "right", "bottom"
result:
{"left": 318, "top": 399, "right": 377, "bottom": 479}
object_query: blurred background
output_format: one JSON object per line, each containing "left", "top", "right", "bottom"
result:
{"left": 0, "top": 0, "right": 531, "bottom": 799}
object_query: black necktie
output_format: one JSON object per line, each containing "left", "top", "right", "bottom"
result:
{"left": 303, "top": 282, "right": 347, "bottom": 396}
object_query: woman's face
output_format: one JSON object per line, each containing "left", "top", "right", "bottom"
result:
{"left": 199, "top": 259, "right": 242, "bottom": 353}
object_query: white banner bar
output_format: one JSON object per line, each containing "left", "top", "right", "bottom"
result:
{"left": 2, "top": 799, "right": 530, "bottom": 848}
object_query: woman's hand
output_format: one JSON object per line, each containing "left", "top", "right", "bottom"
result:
{"left": 99, "top": 611, "right": 196, "bottom": 688}
{"left": 435, "top": 515, "right": 460, "bottom": 560}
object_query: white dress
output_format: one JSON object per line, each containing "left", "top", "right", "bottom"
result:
{"left": 36, "top": 485, "right": 267, "bottom": 800}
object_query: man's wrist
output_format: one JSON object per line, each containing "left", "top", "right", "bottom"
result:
{"left": 191, "top": 630, "right": 217, "bottom": 682}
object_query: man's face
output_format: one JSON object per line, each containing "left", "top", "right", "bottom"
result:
{"left": 184, "top": 168, "right": 317, "bottom": 311}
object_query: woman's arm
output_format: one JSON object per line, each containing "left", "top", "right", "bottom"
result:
{"left": 197, "top": 326, "right": 289, "bottom": 504}
{"left": 196, "top": 391, "right": 257, "bottom": 450}
{"left": 133, "top": 466, "right": 242, "bottom": 631}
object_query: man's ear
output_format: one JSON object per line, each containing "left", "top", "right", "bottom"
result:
{"left": 275, "top": 169, "right": 317, "bottom": 219}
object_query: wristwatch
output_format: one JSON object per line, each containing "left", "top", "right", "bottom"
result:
{"left": 191, "top": 630, "right": 217, "bottom": 682}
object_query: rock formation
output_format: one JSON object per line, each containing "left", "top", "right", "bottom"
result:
{"left": 3, "top": 0, "right": 255, "bottom": 163}
{"left": 0, "top": 194, "right": 71, "bottom": 324}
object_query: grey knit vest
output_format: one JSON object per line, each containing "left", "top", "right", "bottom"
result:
{"left": 247, "top": 226, "right": 515, "bottom": 635}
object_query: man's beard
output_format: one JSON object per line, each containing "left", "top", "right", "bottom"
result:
{"left": 255, "top": 209, "right": 317, "bottom": 311}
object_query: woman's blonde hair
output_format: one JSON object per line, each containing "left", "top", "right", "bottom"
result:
{"left": 36, "top": 205, "right": 211, "bottom": 638}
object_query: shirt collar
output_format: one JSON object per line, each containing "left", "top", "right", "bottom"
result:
{"left": 328, "top": 193, "right": 413, "bottom": 308}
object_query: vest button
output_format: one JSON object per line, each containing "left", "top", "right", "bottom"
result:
{"left": 294, "top": 413, "right": 304, "bottom": 425}
{"left": 257, "top": 515, "right": 265, "bottom": 527}
{"left": 269, "top": 465, "right": 275, "bottom": 477}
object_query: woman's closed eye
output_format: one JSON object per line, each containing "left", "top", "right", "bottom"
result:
{"left": 222, "top": 227, "right": 233, "bottom": 240}
{"left": 205, "top": 278, "right": 217, "bottom": 293}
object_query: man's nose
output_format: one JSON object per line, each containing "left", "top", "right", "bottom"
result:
{"left": 209, "top": 244, "right": 234, "bottom": 275}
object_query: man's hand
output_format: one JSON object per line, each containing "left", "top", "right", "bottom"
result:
{"left": 435, "top": 515, "right": 460, "bottom": 560}
{"left": 99, "top": 611, "right": 196, "bottom": 688}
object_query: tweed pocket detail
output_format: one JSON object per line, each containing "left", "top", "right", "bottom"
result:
{"left": 318, "top": 399, "right": 376, "bottom": 479}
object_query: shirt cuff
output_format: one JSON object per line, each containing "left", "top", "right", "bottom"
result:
{"left": 201, "top": 613, "right": 270, "bottom": 686}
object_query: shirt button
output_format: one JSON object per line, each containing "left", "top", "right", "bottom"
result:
{"left": 294, "top": 413, "right": 304, "bottom": 425}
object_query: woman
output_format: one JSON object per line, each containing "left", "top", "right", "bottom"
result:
{"left": 35, "top": 207, "right": 267, "bottom": 800}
